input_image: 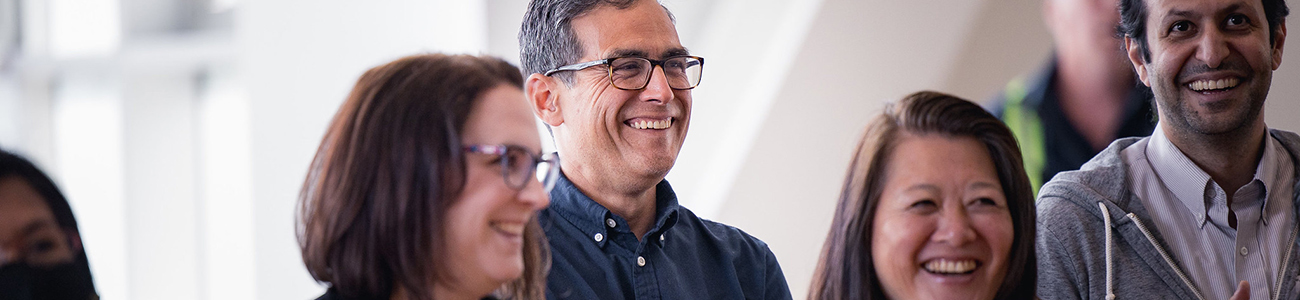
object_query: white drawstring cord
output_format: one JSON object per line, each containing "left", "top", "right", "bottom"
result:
{"left": 1099, "top": 202, "right": 1116, "bottom": 300}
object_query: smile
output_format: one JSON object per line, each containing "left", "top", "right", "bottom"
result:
{"left": 490, "top": 221, "right": 526, "bottom": 236}
{"left": 1186, "top": 77, "right": 1240, "bottom": 92}
{"left": 923, "top": 259, "right": 978, "bottom": 275}
{"left": 626, "top": 118, "right": 673, "bottom": 130}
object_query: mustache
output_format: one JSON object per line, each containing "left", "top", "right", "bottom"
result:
{"left": 1175, "top": 55, "right": 1252, "bottom": 83}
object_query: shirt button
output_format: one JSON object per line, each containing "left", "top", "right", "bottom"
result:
{"left": 594, "top": 233, "right": 604, "bottom": 242}
{"left": 1241, "top": 247, "right": 1249, "bottom": 256}
{"left": 659, "top": 234, "right": 665, "bottom": 242}
{"left": 606, "top": 218, "right": 616, "bottom": 228}
{"left": 637, "top": 256, "right": 646, "bottom": 267}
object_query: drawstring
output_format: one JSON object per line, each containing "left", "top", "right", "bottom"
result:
{"left": 1099, "top": 202, "right": 1116, "bottom": 300}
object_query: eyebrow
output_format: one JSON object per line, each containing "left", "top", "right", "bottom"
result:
{"left": 663, "top": 47, "right": 690, "bottom": 57}
{"left": 606, "top": 47, "right": 691, "bottom": 59}
{"left": 1164, "top": 3, "right": 1246, "bottom": 21}
{"left": 20, "top": 219, "right": 56, "bottom": 237}
{"left": 968, "top": 181, "right": 1002, "bottom": 192}
{"left": 1166, "top": 9, "right": 1200, "bottom": 20}
{"left": 905, "top": 182, "right": 1001, "bottom": 193}
{"left": 904, "top": 184, "right": 941, "bottom": 194}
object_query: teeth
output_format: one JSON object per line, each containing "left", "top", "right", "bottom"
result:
{"left": 629, "top": 119, "right": 672, "bottom": 130}
{"left": 1188, "top": 78, "right": 1240, "bottom": 91}
{"left": 923, "top": 259, "right": 977, "bottom": 274}
{"left": 492, "top": 222, "right": 525, "bottom": 235}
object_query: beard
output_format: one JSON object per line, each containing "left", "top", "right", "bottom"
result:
{"left": 1150, "top": 54, "right": 1269, "bottom": 136}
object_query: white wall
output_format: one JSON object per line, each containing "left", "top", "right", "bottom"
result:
{"left": 237, "top": 1, "right": 492, "bottom": 298}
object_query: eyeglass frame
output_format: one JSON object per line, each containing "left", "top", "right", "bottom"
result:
{"left": 542, "top": 55, "right": 704, "bottom": 90}
{"left": 462, "top": 144, "right": 561, "bottom": 193}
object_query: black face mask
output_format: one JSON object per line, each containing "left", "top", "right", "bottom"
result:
{"left": 0, "top": 261, "right": 96, "bottom": 300}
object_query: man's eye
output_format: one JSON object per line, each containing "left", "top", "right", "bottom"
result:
{"left": 1170, "top": 21, "right": 1192, "bottom": 33}
{"left": 1226, "top": 15, "right": 1249, "bottom": 27}
{"left": 613, "top": 62, "right": 643, "bottom": 72}
{"left": 665, "top": 60, "right": 685, "bottom": 70}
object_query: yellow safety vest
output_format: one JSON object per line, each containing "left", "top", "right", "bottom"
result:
{"left": 1001, "top": 78, "right": 1046, "bottom": 198}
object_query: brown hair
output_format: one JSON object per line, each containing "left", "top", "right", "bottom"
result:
{"left": 297, "top": 53, "right": 548, "bottom": 300}
{"left": 808, "top": 91, "right": 1035, "bottom": 300}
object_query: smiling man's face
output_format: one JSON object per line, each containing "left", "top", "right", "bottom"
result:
{"left": 1128, "top": 0, "right": 1286, "bottom": 136}
{"left": 552, "top": 0, "right": 692, "bottom": 188}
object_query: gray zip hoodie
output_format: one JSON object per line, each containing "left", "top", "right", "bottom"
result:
{"left": 1037, "top": 129, "right": 1300, "bottom": 300}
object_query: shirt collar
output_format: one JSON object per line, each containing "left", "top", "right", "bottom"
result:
{"left": 548, "top": 171, "right": 681, "bottom": 248}
{"left": 1147, "top": 126, "right": 1286, "bottom": 226}
{"left": 1257, "top": 131, "right": 1290, "bottom": 225}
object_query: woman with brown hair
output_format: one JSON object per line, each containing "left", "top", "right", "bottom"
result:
{"left": 297, "top": 53, "right": 556, "bottom": 300}
{"left": 808, "top": 91, "right": 1036, "bottom": 300}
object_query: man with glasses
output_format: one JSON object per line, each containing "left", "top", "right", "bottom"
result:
{"left": 519, "top": 0, "right": 792, "bottom": 299}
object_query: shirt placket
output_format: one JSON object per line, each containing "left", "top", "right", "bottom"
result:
{"left": 631, "top": 243, "right": 659, "bottom": 300}
{"left": 606, "top": 216, "right": 662, "bottom": 300}
{"left": 1232, "top": 182, "right": 1271, "bottom": 299}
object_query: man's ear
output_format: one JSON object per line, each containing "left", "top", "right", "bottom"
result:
{"left": 1272, "top": 22, "right": 1287, "bottom": 70}
{"left": 526, "top": 73, "right": 564, "bottom": 127}
{"left": 1125, "top": 37, "right": 1151, "bottom": 87}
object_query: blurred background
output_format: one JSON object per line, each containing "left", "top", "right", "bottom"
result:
{"left": 0, "top": 0, "right": 1298, "bottom": 299}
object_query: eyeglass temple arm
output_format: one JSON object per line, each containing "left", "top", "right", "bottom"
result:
{"left": 543, "top": 59, "right": 611, "bottom": 76}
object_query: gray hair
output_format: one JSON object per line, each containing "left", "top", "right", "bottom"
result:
{"left": 518, "top": 0, "right": 672, "bottom": 84}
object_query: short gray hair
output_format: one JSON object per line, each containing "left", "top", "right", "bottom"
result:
{"left": 518, "top": 0, "right": 672, "bottom": 84}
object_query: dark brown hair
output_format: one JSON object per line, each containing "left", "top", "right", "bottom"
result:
{"left": 297, "top": 53, "right": 547, "bottom": 300}
{"left": 808, "top": 91, "right": 1035, "bottom": 300}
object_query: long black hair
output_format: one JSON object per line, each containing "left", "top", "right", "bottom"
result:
{"left": 0, "top": 149, "right": 98, "bottom": 299}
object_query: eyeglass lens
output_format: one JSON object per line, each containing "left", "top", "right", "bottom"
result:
{"left": 501, "top": 147, "right": 559, "bottom": 191}
{"left": 610, "top": 57, "right": 702, "bottom": 90}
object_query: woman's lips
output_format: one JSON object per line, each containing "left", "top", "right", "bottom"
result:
{"left": 490, "top": 221, "right": 526, "bottom": 236}
{"left": 922, "top": 258, "right": 978, "bottom": 275}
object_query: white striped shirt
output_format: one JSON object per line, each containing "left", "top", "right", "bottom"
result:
{"left": 1123, "top": 125, "right": 1295, "bottom": 300}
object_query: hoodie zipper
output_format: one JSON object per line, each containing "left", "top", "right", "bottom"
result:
{"left": 1128, "top": 213, "right": 1207, "bottom": 300}
{"left": 1273, "top": 222, "right": 1297, "bottom": 300}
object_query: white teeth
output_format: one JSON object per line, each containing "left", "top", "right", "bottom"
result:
{"left": 492, "top": 222, "right": 525, "bottom": 235}
{"left": 629, "top": 119, "right": 672, "bottom": 130}
{"left": 1188, "top": 78, "right": 1240, "bottom": 91}
{"left": 923, "top": 259, "right": 977, "bottom": 274}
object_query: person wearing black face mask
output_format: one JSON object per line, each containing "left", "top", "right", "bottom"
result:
{"left": 0, "top": 149, "right": 97, "bottom": 300}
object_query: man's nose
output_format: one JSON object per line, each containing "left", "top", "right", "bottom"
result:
{"left": 1197, "top": 28, "right": 1230, "bottom": 69}
{"left": 640, "top": 66, "right": 675, "bottom": 103}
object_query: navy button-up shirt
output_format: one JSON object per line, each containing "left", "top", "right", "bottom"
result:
{"left": 540, "top": 173, "right": 793, "bottom": 300}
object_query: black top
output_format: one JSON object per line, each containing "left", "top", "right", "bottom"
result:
{"left": 316, "top": 288, "right": 500, "bottom": 300}
{"left": 539, "top": 172, "right": 793, "bottom": 300}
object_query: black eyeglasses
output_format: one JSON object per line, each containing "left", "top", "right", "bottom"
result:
{"left": 463, "top": 144, "right": 560, "bottom": 192}
{"left": 544, "top": 56, "right": 704, "bottom": 90}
